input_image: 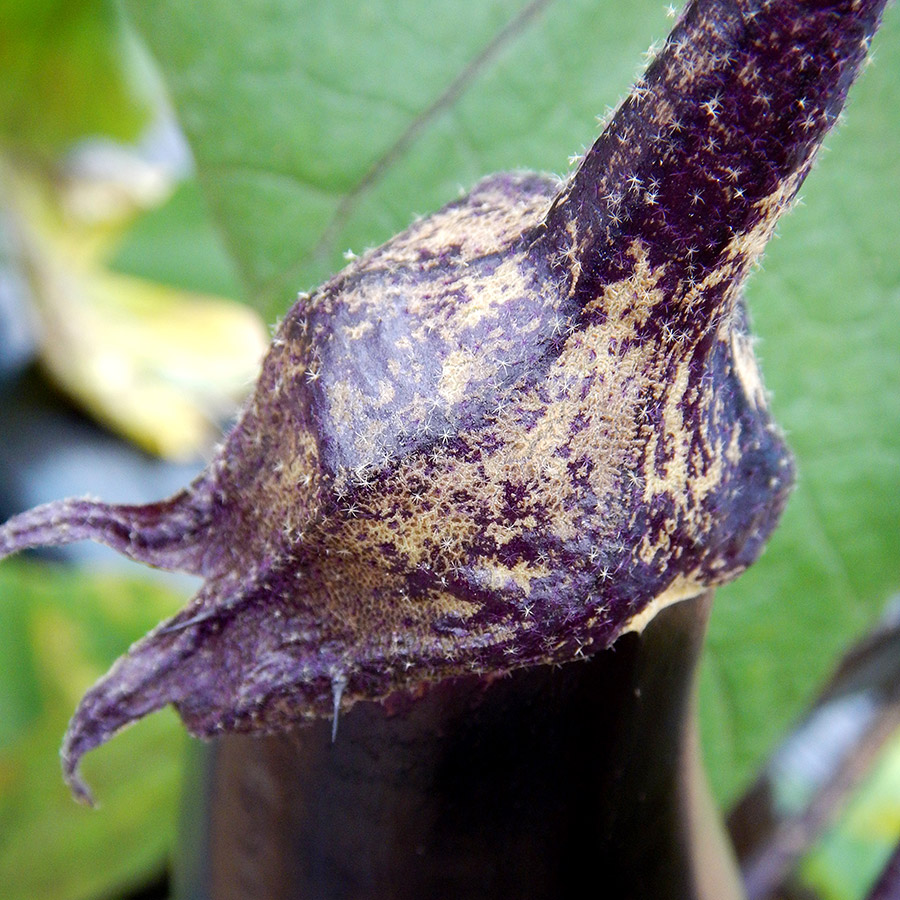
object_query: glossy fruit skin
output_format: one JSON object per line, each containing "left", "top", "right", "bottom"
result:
{"left": 178, "top": 593, "right": 745, "bottom": 900}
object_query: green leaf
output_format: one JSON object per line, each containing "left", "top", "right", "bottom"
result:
{"left": 0, "top": 0, "right": 151, "bottom": 156}
{"left": 109, "top": 178, "right": 245, "bottom": 301}
{"left": 0, "top": 560, "right": 187, "bottom": 900}
{"left": 125, "top": 0, "right": 900, "bottom": 809}
{"left": 125, "top": 0, "right": 667, "bottom": 321}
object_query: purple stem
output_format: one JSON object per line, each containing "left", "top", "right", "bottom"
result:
{"left": 543, "top": 0, "right": 887, "bottom": 315}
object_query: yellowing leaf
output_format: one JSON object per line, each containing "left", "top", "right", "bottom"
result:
{"left": 4, "top": 162, "right": 267, "bottom": 460}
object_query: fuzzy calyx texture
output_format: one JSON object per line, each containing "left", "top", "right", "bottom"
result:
{"left": 0, "top": 0, "right": 887, "bottom": 803}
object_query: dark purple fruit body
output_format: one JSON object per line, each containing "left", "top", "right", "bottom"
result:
{"left": 177, "top": 593, "right": 743, "bottom": 900}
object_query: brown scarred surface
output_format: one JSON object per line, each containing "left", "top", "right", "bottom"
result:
{"left": 0, "top": 0, "right": 887, "bottom": 802}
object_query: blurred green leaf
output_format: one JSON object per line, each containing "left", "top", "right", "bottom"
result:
{"left": 797, "top": 725, "right": 900, "bottom": 900}
{"left": 125, "top": 0, "right": 900, "bottom": 811}
{"left": 125, "top": 0, "right": 666, "bottom": 321}
{"left": 109, "top": 178, "right": 245, "bottom": 300}
{"left": 0, "top": 584, "right": 42, "bottom": 747}
{"left": 0, "top": 560, "right": 187, "bottom": 900}
{"left": 0, "top": 0, "right": 151, "bottom": 156}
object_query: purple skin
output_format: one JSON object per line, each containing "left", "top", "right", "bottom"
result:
{"left": 0, "top": 0, "right": 887, "bottom": 803}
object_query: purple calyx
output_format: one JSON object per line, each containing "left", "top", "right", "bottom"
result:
{"left": 0, "top": 0, "right": 887, "bottom": 802}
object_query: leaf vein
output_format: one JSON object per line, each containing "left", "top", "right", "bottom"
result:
{"left": 262, "top": 0, "right": 556, "bottom": 298}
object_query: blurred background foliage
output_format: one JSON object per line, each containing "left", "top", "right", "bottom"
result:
{"left": 0, "top": 0, "right": 266, "bottom": 460}
{"left": 0, "top": 1, "right": 897, "bottom": 898}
